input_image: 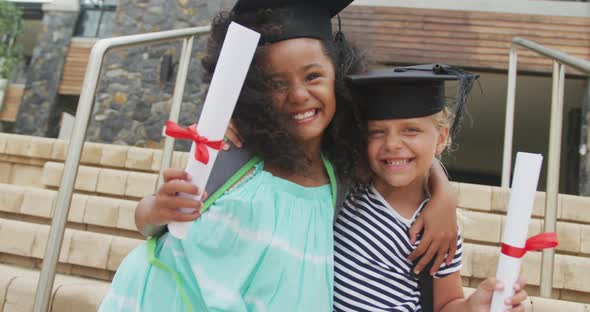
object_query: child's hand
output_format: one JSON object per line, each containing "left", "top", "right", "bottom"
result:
{"left": 137, "top": 169, "right": 206, "bottom": 231}
{"left": 152, "top": 168, "right": 207, "bottom": 224}
{"left": 407, "top": 200, "right": 458, "bottom": 275}
{"left": 223, "top": 119, "right": 244, "bottom": 150}
{"left": 408, "top": 161, "right": 459, "bottom": 275}
{"left": 466, "top": 278, "right": 528, "bottom": 312}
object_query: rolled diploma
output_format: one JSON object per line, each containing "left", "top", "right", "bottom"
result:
{"left": 490, "top": 152, "right": 543, "bottom": 311}
{"left": 169, "top": 22, "right": 260, "bottom": 239}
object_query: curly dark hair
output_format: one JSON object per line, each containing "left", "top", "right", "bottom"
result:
{"left": 201, "top": 9, "right": 367, "bottom": 184}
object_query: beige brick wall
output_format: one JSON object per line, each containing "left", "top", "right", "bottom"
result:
{"left": 2, "top": 133, "right": 590, "bottom": 306}
{"left": 0, "top": 162, "right": 11, "bottom": 183}
{"left": 0, "top": 184, "right": 24, "bottom": 213}
{"left": 0, "top": 217, "right": 143, "bottom": 275}
{"left": 10, "top": 164, "right": 44, "bottom": 188}
{"left": 81, "top": 142, "right": 104, "bottom": 165}
{"left": 4, "top": 134, "right": 31, "bottom": 157}
{"left": 84, "top": 196, "right": 120, "bottom": 228}
{"left": 100, "top": 144, "right": 129, "bottom": 168}
{"left": 0, "top": 134, "right": 6, "bottom": 154}
{"left": 1, "top": 262, "right": 588, "bottom": 312}
{"left": 126, "top": 147, "right": 154, "bottom": 171}
{"left": 51, "top": 139, "right": 68, "bottom": 161}
{"left": 0, "top": 264, "right": 109, "bottom": 312}
{"left": 97, "top": 168, "right": 128, "bottom": 196}
{"left": 125, "top": 171, "right": 157, "bottom": 198}
{"left": 20, "top": 187, "right": 57, "bottom": 218}
{"left": 0, "top": 219, "right": 36, "bottom": 257}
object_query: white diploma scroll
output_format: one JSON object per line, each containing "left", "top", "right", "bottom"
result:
{"left": 490, "top": 152, "right": 543, "bottom": 311}
{"left": 169, "top": 22, "right": 260, "bottom": 239}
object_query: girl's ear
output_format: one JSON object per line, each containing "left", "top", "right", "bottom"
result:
{"left": 436, "top": 126, "right": 450, "bottom": 156}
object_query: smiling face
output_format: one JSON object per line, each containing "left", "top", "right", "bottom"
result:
{"left": 367, "top": 114, "right": 449, "bottom": 192}
{"left": 264, "top": 38, "right": 336, "bottom": 147}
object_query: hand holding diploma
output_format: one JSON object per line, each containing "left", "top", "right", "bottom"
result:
{"left": 490, "top": 152, "right": 559, "bottom": 312}
{"left": 165, "top": 22, "right": 260, "bottom": 239}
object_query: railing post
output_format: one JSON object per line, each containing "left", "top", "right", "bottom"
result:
{"left": 32, "top": 27, "right": 210, "bottom": 312}
{"left": 579, "top": 78, "right": 590, "bottom": 195}
{"left": 33, "top": 41, "right": 110, "bottom": 312}
{"left": 502, "top": 46, "right": 519, "bottom": 188}
{"left": 540, "top": 61, "right": 565, "bottom": 298}
{"left": 500, "top": 36, "right": 590, "bottom": 300}
{"left": 158, "top": 36, "right": 195, "bottom": 187}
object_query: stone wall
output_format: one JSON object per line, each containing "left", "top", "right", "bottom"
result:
{"left": 86, "top": 0, "right": 235, "bottom": 149}
{"left": 14, "top": 12, "right": 78, "bottom": 137}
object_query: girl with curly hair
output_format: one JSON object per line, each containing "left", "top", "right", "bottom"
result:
{"left": 101, "top": 1, "right": 460, "bottom": 311}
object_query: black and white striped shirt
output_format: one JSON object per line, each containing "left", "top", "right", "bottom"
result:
{"left": 334, "top": 185, "right": 462, "bottom": 312}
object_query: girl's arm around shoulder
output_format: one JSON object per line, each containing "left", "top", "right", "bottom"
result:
{"left": 434, "top": 275, "right": 528, "bottom": 312}
{"left": 408, "top": 160, "right": 459, "bottom": 275}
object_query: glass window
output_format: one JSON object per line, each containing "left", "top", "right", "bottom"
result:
{"left": 74, "top": 0, "right": 117, "bottom": 38}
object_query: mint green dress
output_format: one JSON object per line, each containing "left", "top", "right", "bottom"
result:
{"left": 100, "top": 161, "right": 335, "bottom": 312}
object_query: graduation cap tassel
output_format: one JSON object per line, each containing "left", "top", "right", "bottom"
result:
{"left": 333, "top": 13, "right": 357, "bottom": 77}
{"left": 447, "top": 68, "right": 478, "bottom": 141}
{"left": 334, "top": 14, "right": 345, "bottom": 42}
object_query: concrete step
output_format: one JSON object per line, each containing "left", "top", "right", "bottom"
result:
{"left": 41, "top": 161, "right": 158, "bottom": 199}
{"left": 0, "top": 263, "right": 109, "bottom": 311}
{"left": 4, "top": 181, "right": 590, "bottom": 258}
{"left": 456, "top": 182, "right": 590, "bottom": 224}
{"left": 461, "top": 210, "right": 590, "bottom": 255}
{"left": 462, "top": 243, "right": 590, "bottom": 302}
{"left": 0, "top": 183, "right": 139, "bottom": 234}
{"left": 0, "top": 132, "right": 189, "bottom": 172}
{"left": 1, "top": 262, "right": 587, "bottom": 312}
{"left": 1, "top": 212, "right": 590, "bottom": 302}
{"left": 0, "top": 217, "right": 142, "bottom": 281}
{"left": 462, "top": 287, "right": 590, "bottom": 312}
{"left": 3, "top": 133, "right": 590, "bottom": 306}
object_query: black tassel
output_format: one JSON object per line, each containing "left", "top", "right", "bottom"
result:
{"left": 333, "top": 14, "right": 345, "bottom": 42}
{"left": 444, "top": 67, "right": 478, "bottom": 141}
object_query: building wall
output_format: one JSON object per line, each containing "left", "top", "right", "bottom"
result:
{"left": 14, "top": 11, "right": 78, "bottom": 137}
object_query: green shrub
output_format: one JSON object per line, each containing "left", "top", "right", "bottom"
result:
{"left": 0, "top": 0, "right": 24, "bottom": 79}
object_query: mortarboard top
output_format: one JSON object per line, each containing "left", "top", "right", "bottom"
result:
{"left": 347, "top": 64, "right": 478, "bottom": 138}
{"left": 347, "top": 64, "right": 478, "bottom": 120}
{"left": 232, "top": 0, "right": 354, "bottom": 42}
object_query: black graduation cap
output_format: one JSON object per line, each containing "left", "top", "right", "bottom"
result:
{"left": 347, "top": 64, "right": 479, "bottom": 138}
{"left": 232, "top": 0, "right": 353, "bottom": 42}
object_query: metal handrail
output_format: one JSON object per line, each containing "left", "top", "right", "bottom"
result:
{"left": 33, "top": 26, "right": 211, "bottom": 312}
{"left": 501, "top": 37, "right": 590, "bottom": 298}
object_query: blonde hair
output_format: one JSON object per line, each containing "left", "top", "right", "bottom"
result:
{"left": 430, "top": 107, "right": 454, "bottom": 154}
{"left": 423, "top": 108, "right": 467, "bottom": 228}
{"left": 423, "top": 108, "right": 453, "bottom": 197}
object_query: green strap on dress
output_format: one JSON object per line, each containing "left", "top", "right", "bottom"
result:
{"left": 322, "top": 154, "right": 338, "bottom": 209}
{"left": 145, "top": 237, "right": 195, "bottom": 312}
{"left": 201, "top": 156, "right": 262, "bottom": 213}
{"left": 144, "top": 155, "right": 337, "bottom": 312}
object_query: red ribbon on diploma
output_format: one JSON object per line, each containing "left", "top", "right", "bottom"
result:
{"left": 164, "top": 120, "right": 224, "bottom": 165}
{"left": 501, "top": 232, "right": 558, "bottom": 259}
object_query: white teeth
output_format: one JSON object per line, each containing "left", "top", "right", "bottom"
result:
{"left": 292, "top": 110, "right": 316, "bottom": 121}
{"left": 385, "top": 159, "right": 409, "bottom": 166}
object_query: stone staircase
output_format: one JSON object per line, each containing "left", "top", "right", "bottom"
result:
{"left": 1, "top": 132, "right": 590, "bottom": 311}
